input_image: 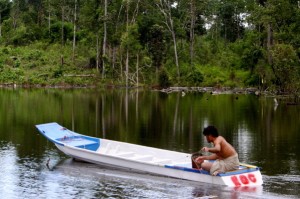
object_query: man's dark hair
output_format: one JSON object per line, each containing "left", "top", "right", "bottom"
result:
{"left": 203, "top": 126, "right": 219, "bottom": 137}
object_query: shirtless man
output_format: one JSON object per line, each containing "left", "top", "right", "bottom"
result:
{"left": 193, "top": 126, "right": 239, "bottom": 175}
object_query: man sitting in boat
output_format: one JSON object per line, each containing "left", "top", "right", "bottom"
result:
{"left": 193, "top": 126, "right": 239, "bottom": 176}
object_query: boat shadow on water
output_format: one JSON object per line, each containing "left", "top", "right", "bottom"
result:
{"left": 48, "top": 158, "right": 266, "bottom": 199}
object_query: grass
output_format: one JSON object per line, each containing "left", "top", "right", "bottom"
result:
{"left": 0, "top": 42, "right": 99, "bottom": 87}
{"left": 198, "top": 65, "right": 250, "bottom": 88}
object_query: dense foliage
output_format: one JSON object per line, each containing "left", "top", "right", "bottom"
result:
{"left": 0, "top": 0, "right": 299, "bottom": 94}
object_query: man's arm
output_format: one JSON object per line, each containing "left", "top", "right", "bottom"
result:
{"left": 196, "top": 153, "right": 218, "bottom": 162}
{"left": 205, "top": 153, "right": 219, "bottom": 160}
{"left": 202, "top": 142, "right": 221, "bottom": 153}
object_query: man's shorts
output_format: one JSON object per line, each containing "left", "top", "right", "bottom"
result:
{"left": 210, "top": 153, "right": 239, "bottom": 175}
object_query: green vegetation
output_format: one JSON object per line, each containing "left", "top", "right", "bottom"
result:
{"left": 0, "top": 0, "right": 299, "bottom": 94}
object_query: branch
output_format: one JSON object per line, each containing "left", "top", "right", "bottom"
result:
{"left": 131, "top": 0, "right": 141, "bottom": 23}
{"left": 155, "top": 0, "right": 173, "bottom": 33}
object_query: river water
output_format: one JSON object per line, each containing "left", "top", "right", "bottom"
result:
{"left": 0, "top": 88, "right": 299, "bottom": 198}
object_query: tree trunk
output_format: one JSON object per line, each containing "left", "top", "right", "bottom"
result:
{"left": 157, "top": 0, "right": 180, "bottom": 80}
{"left": 96, "top": 35, "right": 100, "bottom": 72}
{"left": 189, "top": 0, "right": 195, "bottom": 68}
{"left": 267, "top": 23, "right": 280, "bottom": 85}
{"left": 102, "top": 0, "right": 107, "bottom": 78}
{"left": 61, "top": 2, "right": 65, "bottom": 46}
{"left": 11, "top": 2, "right": 19, "bottom": 30}
{"left": 48, "top": 0, "right": 51, "bottom": 35}
{"left": 112, "top": 46, "right": 116, "bottom": 72}
{"left": 172, "top": 30, "right": 180, "bottom": 79}
{"left": 120, "top": 52, "right": 123, "bottom": 82}
{"left": 267, "top": 23, "right": 273, "bottom": 66}
{"left": 126, "top": 1, "right": 129, "bottom": 87}
{"left": 72, "top": 0, "right": 77, "bottom": 62}
{"left": 0, "top": 13, "right": 2, "bottom": 37}
{"left": 168, "top": 12, "right": 179, "bottom": 78}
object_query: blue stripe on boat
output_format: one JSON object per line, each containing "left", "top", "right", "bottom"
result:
{"left": 164, "top": 165, "right": 210, "bottom": 175}
{"left": 218, "top": 167, "right": 260, "bottom": 176}
{"left": 165, "top": 164, "right": 260, "bottom": 176}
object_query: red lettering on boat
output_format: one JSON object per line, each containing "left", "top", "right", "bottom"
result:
{"left": 248, "top": 174, "right": 257, "bottom": 183}
{"left": 239, "top": 175, "right": 249, "bottom": 184}
{"left": 231, "top": 176, "right": 241, "bottom": 187}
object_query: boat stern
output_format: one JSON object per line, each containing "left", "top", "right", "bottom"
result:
{"left": 218, "top": 168, "right": 263, "bottom": 187}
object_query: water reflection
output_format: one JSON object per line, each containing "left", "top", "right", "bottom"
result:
{"left": 0, "top": 88, "right": 299, "bottom": 198}
{"left": 234, "top": 127, "right": 253, "bottom": 162}
{"left": 0, "top": 143, "right": 18, "bottom": 197}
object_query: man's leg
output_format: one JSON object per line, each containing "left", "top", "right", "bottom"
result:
{"left": 201, "top": 161, "right": 213, "bottom": 171}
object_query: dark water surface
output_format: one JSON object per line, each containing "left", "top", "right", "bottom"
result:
{"left": 0, "top": 88, "right": 299, "bottom": 198}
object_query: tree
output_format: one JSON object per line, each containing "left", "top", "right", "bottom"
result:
{"left": 247, "top": 0, "right": 300, "bottom": 88}
{"left": 0, "top": 0, "right": 10, "bottom": 37}
{"left": 79, "top": 0, "right": 102, "bottom": 71}
{"left": 271, "top": 44, "right": 299, "bottom": 93}
{"left": 120, "top": 0, "right": 141, "bottom": 86}
{"left": 156, "top": 0, "right": 180, "bottom": 80}
{"left": 121, "top": 23, "right": 142, "bottom": 85}
{"left": 181, "top": 0, "right": 206, "bottom": 68}
{"left": 148, "top": 24, "right": 167, "bottom": 73}
{"left": 217, "top": 0, "right": 246, "bottom": 42}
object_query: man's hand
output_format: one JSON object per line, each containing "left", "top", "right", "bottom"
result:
{"left": 195, "top": 156, "right": 205, "bottom": 163}
{"left": 201, "top": 147, "right": 209, "bottom": 152}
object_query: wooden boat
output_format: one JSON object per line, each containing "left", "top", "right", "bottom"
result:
{"left": 36, "top": 122, "right": 263, "bottom": 187}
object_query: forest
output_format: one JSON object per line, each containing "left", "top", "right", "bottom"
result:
{"left": 0, "top": 0, "right": 299, "bottom": 94}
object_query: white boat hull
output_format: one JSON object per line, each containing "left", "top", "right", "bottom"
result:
{"left": 36, "top": 122, "right": 263, "bottom": 187}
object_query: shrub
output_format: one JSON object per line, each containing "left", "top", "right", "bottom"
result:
{"left": 158, "top": 68, "right": 170, "bottom": 88}
{"left": 0, "top": 68, "right": 25, "bottom": 83}
{"left": 271, "top": 44, "right": 300, "bottom": 92}
{"left": 52, "top": 67, "right": 64, "bottom": 78}
{"left": 187, "top": 70, "right": 204, "bottom": 86}
{"left": 2, "top": 48, "right": 10, "bottom": 54}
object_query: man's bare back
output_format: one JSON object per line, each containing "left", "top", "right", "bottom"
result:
{"left": 213, "top": 136, "right": 237, "bottom": 159}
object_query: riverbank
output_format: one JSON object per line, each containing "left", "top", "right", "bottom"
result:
{"left": 158, "top": 86, "right": 300, "bottom": 105}
{"left": 0, "top": 83, "right": 289, "bottom": 96}
{"left": 0, "top": 83, "right": 260, "bottom": 94}
{"left": 159, "top": 86, "right": 260, "bottom": 95}
{"left": 0, "top": 83, "right": 283, "bottom": 98}
{"left": 1, "top": 81, "right": 299, "bottom": 105}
